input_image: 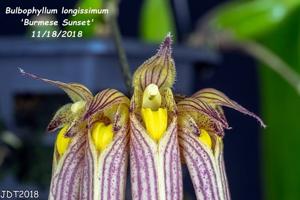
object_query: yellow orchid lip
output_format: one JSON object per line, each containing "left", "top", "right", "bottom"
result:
{"left": 91, "top": 122, "right": 114, "bottom": 152}
{"left": 198, "top": 129, "right": 212, "bottom": 149}
{"left": 56, "top": 125, "right": 71, "bottom": 156}
{"left": 140, "top": 83, "right": 168, "bottom": 142}
{"left": 141, "top": 107, "right": 168, "bottom": 142}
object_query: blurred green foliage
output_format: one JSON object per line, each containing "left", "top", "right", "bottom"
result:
{"left": 259, "top": 7, "right": 300, "bottom": 200}
{"left": 67, "top": 0, "right": 103, "bottom": 37}
{"left": 211, "top": 1, "right": 300, "bottom": 199}
{"left": 213, "top": 0, "right": 300, "bottom": 40}
{"left": 139, "top": 0, "right": 176, "bottom": 42}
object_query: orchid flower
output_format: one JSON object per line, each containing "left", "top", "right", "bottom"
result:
{"left": 19, "top": 33, "right": 265, "bottom": 200}
{"left": 129, "top": 34, "right": 265, "bottom": 200}
{"left": 19, "top": 69, "right": 130, "bottom": 200}
{"left": 129, "top": 35, "right": 183, "bottom": 200}
{"left": 177, "top": 89, "right": 266, "bottom": 200}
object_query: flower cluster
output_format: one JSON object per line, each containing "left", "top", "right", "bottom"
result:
{"left": 20, "top": 34, "right": 265, "bottom": 200}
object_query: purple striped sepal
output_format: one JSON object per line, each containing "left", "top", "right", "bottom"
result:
{"left": 129, "top": 34, "right": 183, "bottom": 200}
{"left": 178, "top": 121, "right": 230, "bottom": 200}
{"left": 80, "top": 92, "right": 130, "bottom": 200}
{"left": 49, "top": 121, "right": 130, "bottom": 200}
{"left": 19, "top": 69, "right": 130, "bottom": 200}
{"left": 177, "top": 88, "right": 265, "bottom": 200}
{"left": 49, "top": 132, "right": 87, "bottom": 200}
{"left": 130, "top": 110, "right": 182, "bottom": 200}
{"left": 82, "top": 125, "right": 129, "bottom": 200}
{"left": 49, "top": 89, "right": 130, "bottom": 200}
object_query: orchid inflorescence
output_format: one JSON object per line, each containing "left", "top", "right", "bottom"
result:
{"left": 20, "top": 34, "right": 265, "bottom": 200}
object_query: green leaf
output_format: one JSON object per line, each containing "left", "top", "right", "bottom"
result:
{"left": 212, "top": 0, "right": 300, "bottom": 40}
{"left": 66, "top": 0, "right": 103, "bottom": 37}
{"left": 259, "top": 7, "right": 300, "bottom": 200}
{"left": 208, "top": 1, "right": 300, "bottom": 199}
{"left": 139, "top": 0, "right": 177, "bottom": 43}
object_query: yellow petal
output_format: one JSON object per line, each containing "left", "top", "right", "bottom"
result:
{"left": 91, "top": 122, "right": 114, "bottom": 151}
{"left": 56, "top": 125, "right": 71, "bottom": 156}
{"left": 198, "top": 129, "right": 212, "bottom": 149}
{"left": 141, "top": 108, "right": 167, "bottom": 142}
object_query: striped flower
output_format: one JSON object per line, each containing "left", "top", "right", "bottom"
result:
{"left": 20, "top": 33, "right": 265, "bottom": 200}
{"left": 20, "top": 70, "right": 130, "bottom": 200}
{"left": 129, "top": 35, "right": 183, "bottom": 200}
{"left": 129, "top": 34, "right": 265, "bottom": 200}
{"left": 177, "top": 89, "right": 266, "bottom": 200}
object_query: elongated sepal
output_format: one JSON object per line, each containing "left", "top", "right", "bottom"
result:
{"left": 19, "top": 68, "right": 93, "bottom": 102}
{"left": 132, "top": 34, "right": 175, "bottom": 91}
{"left": 130, "top": 114, "right": 183, "bottom": 200}
{"left": 49, "top": 133, "right": 86, "bottom": 200}
{"left": 19, "top": 69, "right": 93, "bottom": 137}
{"left": 80, "top": 101, "right": 129, "bottom": 200}
{"left": 178, "top": 128, "right": 230, "bottom": 200}
{"left": 49, "top": 131, "right": 129, "bottom": 200}
{"left": 81, "top": 118, "right": 129, "bottom": 200}
{"left": 177, "top": 97, "right": 229, "bottom": 129}
{"left": 50, "top": 106, "right": 130, "bottom": 200}
{"left": 193, "top": 88, "right": 266, "bottom": 128}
